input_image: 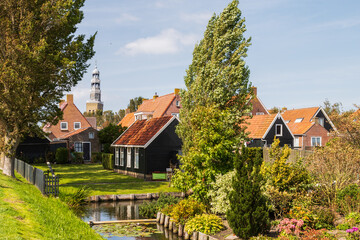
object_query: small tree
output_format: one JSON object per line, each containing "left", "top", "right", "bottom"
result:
{"left": 227, "top": 147, "right": 270, "bottom": 239}
{"left": 98, "top": 123, "right": 126, "bottom": 153}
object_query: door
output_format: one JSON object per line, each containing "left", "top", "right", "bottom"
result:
{"left": 83, "top": 142, "right": 91, "bottom": 161}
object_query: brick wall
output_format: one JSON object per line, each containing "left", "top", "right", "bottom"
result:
{"left": 303, "top": 124, "right": 331, "bottom": 147}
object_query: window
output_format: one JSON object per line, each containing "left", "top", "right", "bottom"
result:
{"left": 294, "top": 137, "right": 300, "bottom": 147}
{"left": 74, "top": 142, "right": 82, "bottom": 152}
{"left": 311, "top": 137, "right": 321, "bottom": 146}
{"left": 74, "top": 122, "right": 81, "bottom": 130}
{"left": 120, "top": 148, "right": 124, "bottom": 166}
{"left": 127, "top": 148, "right": 132, "bottom": 168}
{"left": 295, "top": 118, "right": 303, "bottom": 123}
{"left": 176, "top": 100, "right": 180, "bottom": 107}
{"left": 60, "top": 122, "right": 68, "bottom": 130}
{"left": 256, "top": 112, "right": 265, "bottom": 115}
{"left": 115, "top": 148, "right": 119, "bottom": 166}
{"left": 275, "top": 124, "right": 283, "bottom": 136}
{"left": 318, "top": 117, "right": 324, "bottom": 127}
{"left": 134, "top": 148, "right": 139, "bottom": 169}
{"left": 89, "top": 132, "right": 94, "bottom": 139}
{"left": 285, "top": 120, "right": 290, "bottom": 124}
{"left": 171, "top": 113, "right": 180, "bottom": 118}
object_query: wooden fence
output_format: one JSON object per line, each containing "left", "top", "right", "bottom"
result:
{"left": 14, "top": 158, "right": 59, "bottom": 196}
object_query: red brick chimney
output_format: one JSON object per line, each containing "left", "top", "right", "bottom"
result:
{"left": 66, "top": 94, "right": 74, "bottom": 104}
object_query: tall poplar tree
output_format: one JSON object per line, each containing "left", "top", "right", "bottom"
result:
{"left": 173, "top": 0, "right": 252, "bottom": 204}
{"left": 0, "top": 0, "right": 95, "bottom": 177}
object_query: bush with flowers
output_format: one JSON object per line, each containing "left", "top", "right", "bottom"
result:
{"left": 346, "top": 227, "right": 360, "bottom": 240}
{"left": 277, "top": 218, "right": 304, "bottom": 237}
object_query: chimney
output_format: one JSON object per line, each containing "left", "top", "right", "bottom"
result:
{"left": 153, "top": 92, "right": 159, "bottom": 99}
{"left": 66, "top": 94, "right": 74, "bottom": 104}
{"left": 174, "top": 88, "right": 180, "bottom": 95}
{"left": 251, "top": 87, "right": 257, "bottom": 96}
{"left": 59, "top": 99, "right": 65, "bottom": 107}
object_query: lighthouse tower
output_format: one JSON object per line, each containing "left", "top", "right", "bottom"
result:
{"left": 86, "top": 66, "right": 104, "bottom": 114}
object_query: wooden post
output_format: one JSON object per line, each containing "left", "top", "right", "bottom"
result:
{"left": 156, "top": 212, "right": 161, "bottom": 222}
{"left": 178, "top": 224, "right": 184, "bottom": 237}
{"left": 164, "top": 215, "right": 169, "bottom": 228}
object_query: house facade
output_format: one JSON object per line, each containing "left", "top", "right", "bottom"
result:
{"left": 244, "top": 113, "right": 294, "bottom": 148}
{"left": 281, "top": 107, "right": 336, "bottom": 149}
{"left": 43, "top": 94, "right": 100, "bottom": 161}
{"left": 249, "top": 87, "right": 269, "bottom": 116}
{"left": 112, "top": 116, "right": 181, "bottom": 180}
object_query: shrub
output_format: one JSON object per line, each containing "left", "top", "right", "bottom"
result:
{"left": 227, "top": 147, "right": 270, "bottom": 240}
{"left": 91, "top": 152, "right": 102, "bottom": 163}
{"left": 59, "top": 185, "right": 91, "bottom": 210}
{"left": 71, "top": 152, "right": 83, "bottom": 164}
{"left": 184, "top": 214, "right": 224, "bottom": 235}
{"left": 277, "top": 218, "right": 304, "bottom": 237}
{"left": 346, "top": 227, "right": 360, "bottom": 240}
{"left": 55, "top": 147, "right": 69, "bottom": 164}
{"left": 346, "top": 212, "right": 360, "bottom": 226}
{"left": 46, "top": 151, "right": 55, "bottom": 163}
{"left": 139, "top": 193, "right": 180, "bottom": 218}
{"left": 301, "top": 229, "right": 336, "bottom": 240}
{"left": 337, "top": 184, "right": 360, "bottom": 214}
{"left": 102, "top": 153, "right": 114, "bottom": 169}
{"left": 169, "top": 198, "right": 205, "bottom": 225}
{"left": 208, "top": 170, "right": 235, "bottom": 215}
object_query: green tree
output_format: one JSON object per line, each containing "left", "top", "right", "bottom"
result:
{"left": 227, "top": 147, "right": 270, "bottom": 239}
{"left": 172, "top": 0, "right": 252, "bottom": 204}
{"left": 128, "top": 96, "right": 144, "bottom": 112}
{"left": 0, "top": 0, "right": 95, "bottom": 177}
{"left": 98, "top": 123, "right": 126, "bottom": 153}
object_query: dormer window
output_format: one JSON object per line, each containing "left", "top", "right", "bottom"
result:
{"left": 256, "top": 112, "right": 264, "bottom": 115}
{"left": 275, "top": 124, "right": 283, "bottom": 136}
{"left": 295, "top": 118, "right": 303, "bottom": 123}
{"left": 74, "top": 122, "right": 81, "bottom": 130}
{"left": 60, "top": 122, "right": 68, "bottom": 130}
{"left": 285, "top": 120, "right": 290, "bottom": 124}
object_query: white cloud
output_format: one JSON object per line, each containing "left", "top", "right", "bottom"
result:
{"left": 115, "top": 13, "right": 140, "bottom": 24}
{"left": 180, "top": 12, "right": 213, "bottom": 25}
{"left": 118, "top": 28, "right": 199, "bottom": 55}
{"left": 305, "top": 18, "right": 360, "bottom": 33}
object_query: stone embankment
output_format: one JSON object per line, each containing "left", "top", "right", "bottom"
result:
{"left": 87, "top": 192, "right": 186, "bottom": 202}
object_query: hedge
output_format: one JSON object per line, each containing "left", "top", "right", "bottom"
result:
{"left": 102, "top": 153, "right": 114, "bottom": 170}
{"left": 91, "top": 152, "right": 102, "bottom": 163}
{"left": 55, "top": 147, "right": 69, "bottom": 164}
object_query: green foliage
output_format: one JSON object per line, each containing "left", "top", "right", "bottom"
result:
{"left": 337, "top": 184, "right": 360, "bottom": 214}
{"left": 0, "top": 0, "right": 96, "bottom": 177}
{"left": 93, "top": 223, "right": 160, "bottom": 238}
{"left": 346, "top": 212, "right": 360, "bottom": 226}
{"left": 98, "top": 123, "right": 126, "bottom": 153}
{"left": 227, "top": 147, "right": 270, "bottom": 240}
{"left": 167, "top": 198, "right": 205, "bottom": 225}
{"left": 139, "top": 193, "right": 180, "bottom": 218}
{"left": 128, "top": 97, "right": 144, "bottom": 112}
{"left": 59, "top": 185, "right": 91, "bottom": 210}
{"left": 102, "top": 153, "right": 114, "bottom": 170}
{"left": 173, "top": 0, "right": 252, "bottom": 205}
{"left": 208, "top": 170, "right": 236, "bottom": 215}
{"left": 71, "top": 152, "right": 83, "bottom": 164}
{"left": 55, "top": 147, "right": 69, "bottom": 164}
{"left": 184, "top": 214, "right": 224, "bottom": 235}
{"left": 91, "top": 152, "right": 102, "bottom": 163}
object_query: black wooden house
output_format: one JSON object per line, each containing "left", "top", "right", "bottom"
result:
{"left": 111, "top": 116, "right": 181, "bottom": 180}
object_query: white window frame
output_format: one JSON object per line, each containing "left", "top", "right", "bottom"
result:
{"left": 275, "top": 124, "right": 283, "bottom": 137}
{"left": 256, "top": 112, "right": 265, "bottom": 115}
{"left": 115, "top": 148, "right": 119, "bottom": 166}
{"left": 176, "top": 100, "right": 180, "bottom": 107}
{"left": 294, "top": 137, "right": 300, "bottom": 147}
{"left": 127, "top": 148, "right": 132, "bottom": 168}
{"left": 311, "top": 137, "right": 322, "bottom": 146}
{"left": 318, "top": 117, "right": 324, "bottom": 127}
{"left": 89, "top": 132, "right": 94, "bottom": 139}
{"left": 295, "top": 118, "right": 303, "bottom": 123}
{"left": 60, "top": 122, "right": 68, "bottom": 130}
{"left": 74, "top": 122, "right": 81, "bottom": 130}
{"left": 134, "top": 148, "right": 139, "bottom": 169}
{"left": 171, "top": 113, "right": 180, "bottom": 118}
{"left": 120, "top": 148, "right": 124, "bottom": 166}
{"left": 74, "top": 142, "right": 83, "bottom": 152}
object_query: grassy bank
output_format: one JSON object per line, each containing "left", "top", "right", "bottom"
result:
{"left": 0, "top": 171, "right": 102, "bottom": 240}
{"left": 35, "top": 164, "right": 178, "bottom": 196}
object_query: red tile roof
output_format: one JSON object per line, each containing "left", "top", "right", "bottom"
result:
{"left": 136, "top": 93, "right": 176, "bottom": 118}
{"left": 58, "top": 127, "right": 91, "bottom": 139}
{"left": 281, "top": 107, "right": 319, "bottom": 135}
{"left": 242, "top": 114, "right": 277, "bottom": 139}
{"left": 118, "top": 112, "right": 135, "bottom": 127}
{"left": 113, "top": 116, "right": 173, "bottom": 146}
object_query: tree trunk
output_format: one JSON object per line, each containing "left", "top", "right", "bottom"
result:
{"left": 2, "top": 132, "right": 20, "bottom": 178}
{"left": 0, "top": 152, "right": 4, "bottom": 170}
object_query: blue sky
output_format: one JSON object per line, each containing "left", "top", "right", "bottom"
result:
{"left": 70, "top": 0, "right": 360, "bottom": 113}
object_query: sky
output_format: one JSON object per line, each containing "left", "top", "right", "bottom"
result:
{"left": 70, "top": 0, "right": 360, "bottom": 113}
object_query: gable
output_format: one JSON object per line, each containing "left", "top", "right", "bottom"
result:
{"left": 136, "top": 93, "right": 176, "bottom": 118}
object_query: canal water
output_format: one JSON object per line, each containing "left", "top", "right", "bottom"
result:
{"left": 78, "top": 200, "right": 183, "bottom": 240}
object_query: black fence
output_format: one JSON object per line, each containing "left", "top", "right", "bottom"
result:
{"left": 14, "top": 158, "right": 59, "bottom": 196}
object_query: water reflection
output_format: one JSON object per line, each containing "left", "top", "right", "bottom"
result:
{"left": 80, "top": 200, "right": 148, "bottom": 222}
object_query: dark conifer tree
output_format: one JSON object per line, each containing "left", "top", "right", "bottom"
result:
{"left": 227, "top": 148, "right": 270, "bottom": 239}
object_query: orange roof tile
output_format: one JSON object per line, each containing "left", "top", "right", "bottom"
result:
{"left": 58, "top": 127, "right": 91, "bottom": 139}
{"left": 281, "top": 107, "right": 319, "bottom": 135}
{"left": 118, "top": 112, "right": 135, "bottom": 127}
{"left": 243, "top": 114, "right": 277, "bottom": 139}
{"left": 136, "top": 93, "right": 175, "bottom": 118}
{"left": 113, "top": 116, "right": 173, "bottom": 146}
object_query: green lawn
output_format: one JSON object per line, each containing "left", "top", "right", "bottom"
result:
{"left": 0, "top": 171, "right": 102, "bottom": 240}
{"left": 34, "top": 164, "right": 179, "bottom": 196}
